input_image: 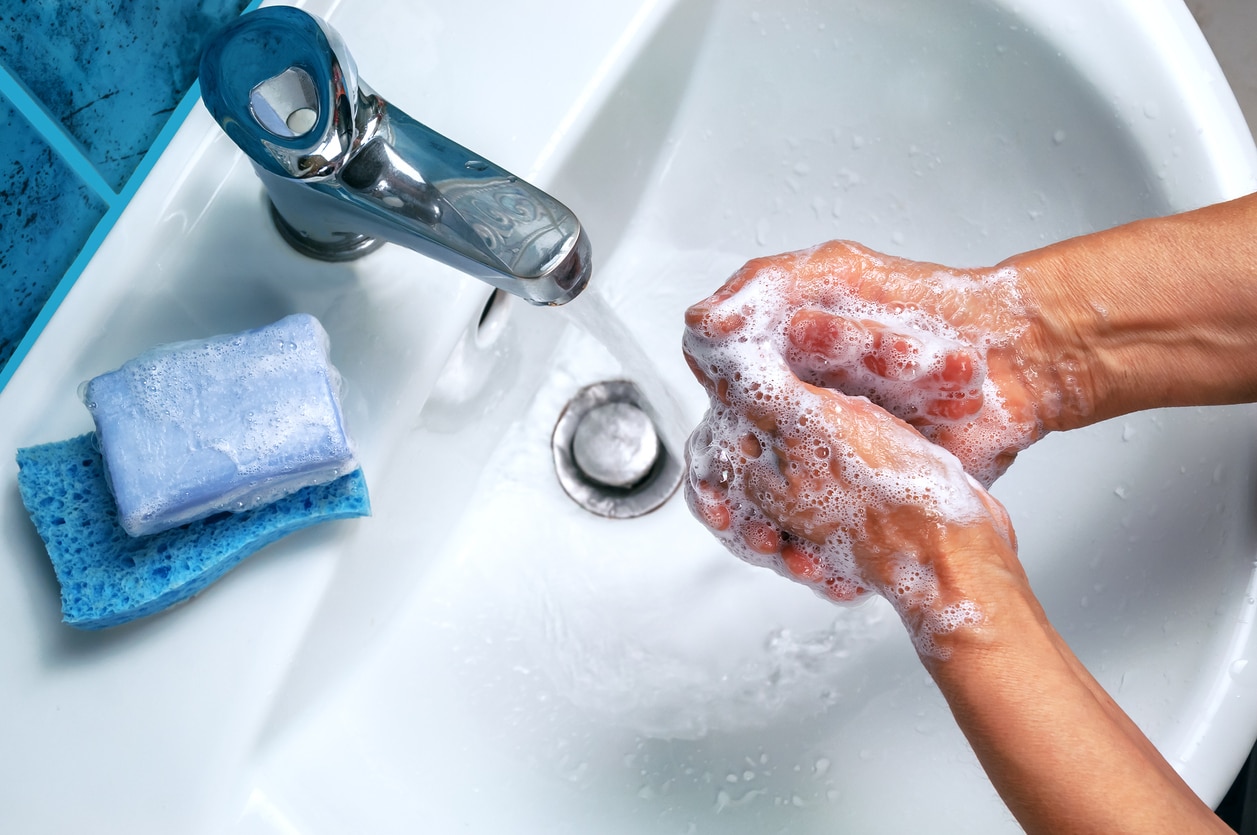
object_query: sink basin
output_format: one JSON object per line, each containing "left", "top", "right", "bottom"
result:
{"left": 2, "top": 0, "right": 1256, "bottom": 832}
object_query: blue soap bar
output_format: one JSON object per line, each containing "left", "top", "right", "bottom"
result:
{"left": 83, "top": 313, "right": 358, "bottom": 537}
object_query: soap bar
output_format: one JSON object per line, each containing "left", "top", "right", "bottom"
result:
{"left": 83, "top": 313, "right": 358, "bottom": 536}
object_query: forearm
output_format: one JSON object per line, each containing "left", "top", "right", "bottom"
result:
{"left": 919, "top": 538, "right": 1229, "bottom": 835}
{"left": 1006, "top": 193, "right": 1257, "bottom": 431}
{"left": 683, "top": 224, "right": 1251, "bottom": 831}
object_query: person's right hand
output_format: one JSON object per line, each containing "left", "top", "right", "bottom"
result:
{"left": 687, "top": 240, "right": 1065, "bottom": 486}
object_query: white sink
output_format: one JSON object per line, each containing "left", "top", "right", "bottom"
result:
{"left": 2, "top": 0, "right": 1256, "bottom": 832}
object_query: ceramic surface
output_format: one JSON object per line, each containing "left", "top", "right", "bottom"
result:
{"left": 1, "top": 1, "right": 1255, "bottom": 832}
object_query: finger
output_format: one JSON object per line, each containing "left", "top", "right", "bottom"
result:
{"left": 922, "top": 392, "right": 985, "bottom": 422}
{"left": 863, "top": 326, "right": 930, "bottom": 381}
{"left": 782, "top": 541, "right": 867, "bottom": 601}
{"left": 740, "top": 519, "right": 782, "bottom": 555}
{"left": 785, "top": 308, "right": 868, "bottom": 375}
{"left": 684, "top": 304, "right": 748, "bottom": 340}
{"left": 926, "top": 350, "right": 980, "bottom": 392}
{"left": 683, "top": 349, "right": 713, "bottom": 390}
{"left": 781, "top": 539, "right": 827, "bottom": 582}
{"left": 684, "top": 253, "right": 798, "bottom": 333}
{"left": 786, "top": 309, "right": 981, "bottom": 389}
{"left": 739, "top": 380, "right": 907, "bottom": 537}
{"left": 794, "top": 240, "right": 885, "bottom": 302}
{"left": 682, "top": 349, "right": 733, "bottom": 407}
{"left": 682, "top": 339, "right": 739, "bottom": 406}
{"left": 685, "top": 478, "right": 732, "bottom": 532}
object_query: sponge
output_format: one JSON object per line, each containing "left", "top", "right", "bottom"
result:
{"left": 82, "top": 313, "right": 357, "bottom": 537}
{"left": 16, "top": 432, "right": 370, "bottom": 630}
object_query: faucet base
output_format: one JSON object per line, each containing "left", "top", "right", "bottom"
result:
{"left": 268, "top": 200, "right": 385, "bottom": 262}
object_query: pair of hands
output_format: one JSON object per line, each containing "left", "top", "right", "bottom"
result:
{"left": 680, "top": 199, "right": 1257, "bottom": 833}
{"left": 682, "top": 240, "right": 1048, "bottom": 646}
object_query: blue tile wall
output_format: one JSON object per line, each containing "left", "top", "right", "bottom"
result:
{"left": 0, "top": 0, "right": 252, "bottom": 192}
{"left": 0, "top": 95, "right": 106, "bottom": 369}
{"left": 0, "top": 0, "right": 253, "bottom": 388}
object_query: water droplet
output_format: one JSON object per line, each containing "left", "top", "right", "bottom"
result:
{"left": 1052, "top": 129, "right": 1067, "bottom": 145}
{"left": 814, "top": 757, "right": 831, "bottom": 776}
{"left": 1143, "top": 101, "right": 1160, "bottom": 120}
{"left": 1122, "top": 423, "right": 1137, "bottom": 442}
{"left": 465, "top": 159, "right": 490, "bottom": 171}
{"left": 1113, "top": 484, "right": 1130, "bottom": 500}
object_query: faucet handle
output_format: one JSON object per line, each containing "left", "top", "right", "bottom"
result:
{"left": 200, "top": 6, "right": 367, "bottom": 180}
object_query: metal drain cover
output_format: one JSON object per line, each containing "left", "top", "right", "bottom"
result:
{"left": 553, "top": 380, "right": 682, "bottom": 518}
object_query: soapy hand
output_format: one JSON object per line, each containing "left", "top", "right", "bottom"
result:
{"left": 682, "top": 198, "right": 1257, "bottom": 834}
{"left": 683, "top": 246, "right": 1021, "bottom": 656}
{"left": 687, "top": 241, "right": 1047, "bottom": 486}
{"left": 683, "top": 372, "right": 1016, "bottom": 655}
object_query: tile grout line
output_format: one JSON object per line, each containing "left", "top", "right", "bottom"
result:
{"left": 0, "top": 81, "right": 206, "bottom": 394}
{"left": 0, "top": 0, "right": 270, "bottom": 395}
{"left": 0, "top": 61, "right": 118, "bottom": 204}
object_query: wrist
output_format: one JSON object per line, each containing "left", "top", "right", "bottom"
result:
{"left": 999, "top": 196, "right": 1257, "bottom": 429}
{"left": 991, "top": 245, "right": 1107, "bottom": 435}
{"left": 877, "top": 519, "right": 1038, "bottom": 663}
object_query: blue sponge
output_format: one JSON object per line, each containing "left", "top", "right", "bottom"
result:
{"left": 16, "top": 433, "right": 370, "bottom": 630}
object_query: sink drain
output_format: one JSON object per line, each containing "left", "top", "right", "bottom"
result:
{"left": 552, "top": 380, "right": 682, "bottom": 519}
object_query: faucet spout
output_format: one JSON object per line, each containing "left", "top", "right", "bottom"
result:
{"left": 199, "top": 7, "right": 591, "bottom": 306}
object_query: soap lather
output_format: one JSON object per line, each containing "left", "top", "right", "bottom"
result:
{"left": 199, "top": 6, "right": 592, "bottom": 306}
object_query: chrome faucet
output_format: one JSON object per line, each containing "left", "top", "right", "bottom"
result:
{"left": 199, "top": 6, "right": 591, "bottom": 306}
